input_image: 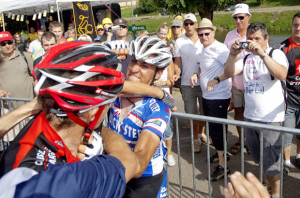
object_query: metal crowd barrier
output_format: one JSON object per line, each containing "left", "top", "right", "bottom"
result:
{"left": 167, "top": 112, "right": 300, "bottom": 198}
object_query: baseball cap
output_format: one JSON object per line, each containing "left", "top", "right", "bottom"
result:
{"left": 183, "top": 13, "right": 197, "bottom": 23}
{"left": 171, "top": 19, "right": 183, "bottom": 27}
{"left": 232, "top": 3, "right": 251, "bottom": 16}
{"left": 113, "top": 18, "right": 128, "bottom": 27}
{"left": 0, "top": 31, "right": 13, "bottom": 42}
{"left": 102, "top": 18, "right": 113, "bottom": 25}
{"left": 96, "top": 24, "right": 103, "bottom": 30}
{"left": 197, "top": 18, "right": 216, "bottom": 31}
{"left": 174, "top": 15, "right": 183, "bottom": 21}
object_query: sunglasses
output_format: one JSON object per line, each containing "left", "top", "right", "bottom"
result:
{"left": 97, "top": 29, "right": 104, "bottom": 31}
{"left": 172, "top": 26, "right": 180, "bottom": 29}
{"left": 233, "top": 15, "right": 246, "bottom": 21}
{"left": 198, "top": 32, "right": 211, "bottom": 37}
{"left": 120, "top": 25, "right": 128, "bottom": 29}
{"left": 184, "top": 22, "right": 194, "bottom": 26}
{"left": 0, "top": 40, "right": 13, "bottom": 46}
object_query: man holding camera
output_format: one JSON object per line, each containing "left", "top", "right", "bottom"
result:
{"left": 224, "top": 22, "right": 289, "bottom": 196}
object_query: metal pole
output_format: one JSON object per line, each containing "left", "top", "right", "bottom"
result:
{"left": 241, "top": 127, "right": 245, "bottom": 175}
{"left": 131, "top": 0, "right": 134, "bottom": 25}
{"left": 206, "top": 122, "right": 211, "bottom": 198}
{"left": 56, "top": 2, "right": 61, "bottom": 22}
{"left": 223, "top": 124, "right": 228, "bottom": 188}
{"left": 190, "top": 119, "right": 196, "bottom": 197}
{"left": 175, "top": 118, "right": 183, "bottom": 198}
{"left": 2, "top": 13, "right": 5, "bottom": 31}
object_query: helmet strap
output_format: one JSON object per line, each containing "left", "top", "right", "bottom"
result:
{"left": 66, "top": 105, "right": 105, "bottom": 145}
{"left": 150, "top": 67, "right": 159, "bottom": 86}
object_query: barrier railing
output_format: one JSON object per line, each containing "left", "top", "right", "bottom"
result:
{"left": 168, "top": 112, "right": 300, "bottom": 198}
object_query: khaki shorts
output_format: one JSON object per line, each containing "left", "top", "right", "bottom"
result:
{"left": 232, "top": 86, "right": 245, "bottom": 108}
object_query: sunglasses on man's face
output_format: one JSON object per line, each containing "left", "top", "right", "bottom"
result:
{"left": 0, "top": 40, "right": 13, "bottom": 46}
{"left": 172, "top": 26, "right": 180, "bottom": 29}
{"left": 233, "top": 15, "right": 246, "bottom": 21}
{"left": 120, "top": 25, "right": 128, "bottom": 29}
{"left": 198, "top": 32, "right": 211, "bottom": 37}
{"left": 184, "top": 22, "right": 194, "bottom": 26}
{"left": 97, "top": 29, "right": 104, "bottom": 31}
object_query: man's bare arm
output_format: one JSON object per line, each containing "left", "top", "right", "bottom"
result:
{"left": 0, "top": 98, "right": 41, "bottom": 139}
{"left": 101, "top": 127, "right": 140, "bottom": 182}
{"left": 172, "top": 57, "right": 181, "bottom": 82}
{"left": 121, "top": 81, "right": 164, "bottom": 99}
{"left": 224, "top": 40, "right": 243, "bottom": 78}
{"left": 133, "top": 130, "right": 160, "bottom": 177}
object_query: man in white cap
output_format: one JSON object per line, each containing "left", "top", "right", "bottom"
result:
{"left": 173, "top": 13, "right": 207, "bottom": 153}
{"left": 224, "top": 3, "right": 251, "bottom": 155}
{"left": 190, "top": 18, "right": 231, "bottom": 181}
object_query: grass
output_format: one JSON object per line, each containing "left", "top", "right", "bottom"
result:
{"left": 126, "top": 10, "right": 298, "bottom": 33}
{"left": 245, "top": 0, "right": 300, "bottom": 8}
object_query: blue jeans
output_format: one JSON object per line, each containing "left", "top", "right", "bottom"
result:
{"left": 283, "top": 105, "right": 300, "bottom": 148}
{"left": 164, "top": 120, "right": 173, "bottom": 140}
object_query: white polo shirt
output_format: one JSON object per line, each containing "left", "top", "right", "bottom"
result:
{"left": 174, "top": 34, "right": 203, "bottom": 86}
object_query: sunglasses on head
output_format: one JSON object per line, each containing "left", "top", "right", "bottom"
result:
{"left": 233, "top": 15, "right": 246, "bottom": 21}
{"left": 198, "top": 32, "right": 211, "bottom": 37}
{"left": 120, "top": 25, "right": 128, "bottom": 29}
{"left": 184, "top": 22, "right": 194, "bottom": 26}
{"left": 0, "top": 40, "right": 13, "bottom": 46}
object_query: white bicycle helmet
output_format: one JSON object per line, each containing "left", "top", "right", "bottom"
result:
{"left": 129, "top": 36, "right": 172, "bottom": 68}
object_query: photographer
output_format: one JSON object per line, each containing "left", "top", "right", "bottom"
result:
{"left": 224, "top": 22, "right": 289, "bottom": 197}
{"left": 98, "top": 17, "right": 116, "bottom": 43}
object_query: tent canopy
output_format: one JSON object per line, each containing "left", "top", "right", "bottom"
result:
{"left": 0, "top": 0, "right": 126, "bottom": 15}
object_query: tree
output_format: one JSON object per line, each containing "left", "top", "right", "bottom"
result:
{"left": 153, "top": 0, "right": 236, "bottom": 21}
{"left": 139, "top": 0, "right": 160, "bottom": 13}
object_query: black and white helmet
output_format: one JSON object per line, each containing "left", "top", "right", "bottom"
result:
{"left": 129, "top": 36, "right": 172, "bottom": 68}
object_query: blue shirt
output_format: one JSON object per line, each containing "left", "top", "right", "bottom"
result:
{"left": 5, "top": 155, "right": 126, "bottom": 198}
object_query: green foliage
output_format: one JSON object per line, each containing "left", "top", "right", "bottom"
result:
{"left": 139, "top": 0, "right": 160, "bottom": 13}
{"left": 256, "top": 0, "right": 263, "bottom": 5}
{"left": 152, "top": 0, "right": 235, "bottom": 15}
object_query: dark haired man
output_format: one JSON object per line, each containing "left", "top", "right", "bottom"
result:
{"left": 224, "top": 22, "right": 289, "bottom": 196}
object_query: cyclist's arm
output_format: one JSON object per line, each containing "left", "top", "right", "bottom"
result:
{"left": 121, "top": 81, "right": 164, "bottom": 99}
{"left": 0, "top": 98, "right": 41, "bottom": 139}
{"left": 133, "top": 129, "right": 160, "bottom": 177}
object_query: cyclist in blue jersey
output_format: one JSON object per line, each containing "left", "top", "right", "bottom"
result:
{"left": 108, "top": 36, "right": 172, "bottom": 198}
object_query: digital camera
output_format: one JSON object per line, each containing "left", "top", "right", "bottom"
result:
{"left": 106, "top": 25, "right": 120, "bottom": 32}
{"left": 239, "top": 42, "right": 249, "bottom": 49}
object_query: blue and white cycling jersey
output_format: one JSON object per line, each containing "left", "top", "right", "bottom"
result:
{"left": 109, "top": 97, "right": 170, "bottom": 177}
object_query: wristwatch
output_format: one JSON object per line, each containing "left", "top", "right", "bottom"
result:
{"left": 214, "top": 76, "right": 220, "bottom": 83}
{"left": 261, "top": 52, "right": 268, "bottom": 60}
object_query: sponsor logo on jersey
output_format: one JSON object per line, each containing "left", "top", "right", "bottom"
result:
{"left": 152, "top": 120, "right": 162, "bottom": 127}
{"left": 35, "top": 146, "right": 56, "bottom": 168}
{"left": 54, "top": 140, "right": 64, "bottom": 148}
{"left": 149, "top": 99, "right": 160, "bottom": 112}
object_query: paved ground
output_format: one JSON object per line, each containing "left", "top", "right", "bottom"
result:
{"left": 166, "top": 89, "right": 300, "bottom": 198}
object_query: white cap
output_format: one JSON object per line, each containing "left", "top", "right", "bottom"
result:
{"left": 232, "top": 3, "right": 251, "bottom": 16}
{"left": 183, "top": 13, "right": 197, "bottom": 23}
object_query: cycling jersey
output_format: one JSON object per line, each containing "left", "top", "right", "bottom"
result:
{"left": 109, "top": 97, "right": 170, "bottom": 177}
{"left": 0, "top": 111, "right": 79, "bottom": 177}
{"left": 278, "top": 37, "right": 300, "bottom": 107}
